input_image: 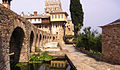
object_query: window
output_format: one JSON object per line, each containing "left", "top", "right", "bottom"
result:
{"left": 45, "top": 26, "right": 47, "bottom": 28}
{"left": 52, "top": 15, "right": 54, "bottom": 19}
{"left": 35, "top": 19, "right": 36, "bottom": 21}
{"left": 61, "top": 14, "right": 63, "bottom": 18}
{"left": 55, "top": 15, "right": 57, "bottom": 18}
{"left": 58, "top": 15, "right": 60, "bottom": 18}
{"left": 39, "top": 25, "right": 41, "bottom": 28}
{"left": 38, "top": 19, "right": 40, "bottom": 21}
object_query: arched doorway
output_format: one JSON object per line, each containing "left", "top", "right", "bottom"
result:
{"left": 9, "top": 27, "right": 25, "bottom": 69}
{"left": 30, "top": 31, "right": 34, "bottom": 53}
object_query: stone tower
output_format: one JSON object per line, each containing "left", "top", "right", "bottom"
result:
{"left": 2, "top": 0, "right": 12, "bottom": 9}
{"left": 45, "top": 0, "right": 62, "bottom": 13}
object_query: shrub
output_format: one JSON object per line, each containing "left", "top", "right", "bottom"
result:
{"left": 75, "top": 27, "right": 102, "bottom": 53}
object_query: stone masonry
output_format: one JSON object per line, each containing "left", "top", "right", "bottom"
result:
{"left": 0, "top": 4, "right": 58, "bottom": 70}
{"left": 101, "top": 19, "right": 120, "bottom": 64}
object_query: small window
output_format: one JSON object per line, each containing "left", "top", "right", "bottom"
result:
{"left": 58, "top": 15, "right": 60, "bottom": 18}
{"left": 61, "top": 14, "right": 63, "bottom": 18}
{"left": 35, "top": 19, "right": 36, "bottom": 21}
{"left": 39, "top": 25, "right": 41, "bottom": 28}
{"left": 38, "top": 19, "right": 40, "bottom": 21}
{"left": 55, "top": 15, "right": 57, "bottom": 18}
{"left": 45, "top": 26, "right": 47, "bottom": 28}
{"left": 55, "top": 63, "right": 57, "bottom": 67}
{"left": 52, "top": 15, "right": 54, "bottom": 19}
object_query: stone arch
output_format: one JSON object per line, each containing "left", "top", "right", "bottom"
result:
{"left": 30, "top": 31, "right": 34, "bottom": 53}
{"left": 43, "top": 35, "right": 45, "bottom": 40}
{"left": 39, "top": 34, "right": 42, "bottom": 47}
{"left": 35, "top": 34, "right": 38, "bottom": 52}
{"left": 50, "top": 36, "right": 51, "bottom": 39}
{"left": 39, "top": 34, "right": 42, "bottom": 42}
{"left": 9, "top": 27, "right": 25, "bottom": 69}
{"left": 35, "top": 34, "right": 38, "bottom": 47}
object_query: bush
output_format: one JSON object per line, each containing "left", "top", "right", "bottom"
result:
{"left": 29, "top": 51, "right": 54, "bottom": 63}
{"left": 75, "top": 27, "right": 102, "bottom": 53}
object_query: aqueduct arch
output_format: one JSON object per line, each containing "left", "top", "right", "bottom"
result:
{"left": 9, "top": 27, "right": 25, "bottom": 69}
{"left": 0, "top": 4, "right": 58, "bottom": 70}
{"left": 30, "top": 31, "right": 34, "bottom": 53}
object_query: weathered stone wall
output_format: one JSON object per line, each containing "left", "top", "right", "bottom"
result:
{"left": 65, "top": 20, "right": 74, "bottom": 36}
{"left": 0, "top": 4, "right": 58, "bottom": 70}
{"left": 102, "top": 24, "right": 120, "bottom": 64}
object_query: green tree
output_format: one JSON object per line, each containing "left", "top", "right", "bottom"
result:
{"left": 75, "top": 27, "right": 102, "bottom": 53}
{"left": 70, "top": 0, "right": 84, "bottom": 36}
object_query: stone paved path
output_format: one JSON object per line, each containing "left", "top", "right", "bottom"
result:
{"left": 64, "top": 45, "right": 120, "bottom": 70}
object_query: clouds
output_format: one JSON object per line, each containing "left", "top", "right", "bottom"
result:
{"left": 0, "top": 0, "right": 120, "bottom": 32}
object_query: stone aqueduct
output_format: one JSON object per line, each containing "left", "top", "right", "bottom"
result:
{"left": 0, "top": 4, "right": 58, "bottom": 70}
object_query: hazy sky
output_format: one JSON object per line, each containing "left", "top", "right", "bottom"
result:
{"left": 0, "top": 0, "right": 120, "bottom": 32}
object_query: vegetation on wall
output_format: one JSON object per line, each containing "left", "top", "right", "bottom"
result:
{"left": 70, "top": 0, "right": 84, "bottom": 35}
{"left": 73, "top": 27, "right": 102, "bottom": 53}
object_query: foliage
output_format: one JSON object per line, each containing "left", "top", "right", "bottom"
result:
{"left": 75, "top": 27, "right": 102, "bottom": 53}
{"left": 70, "top": 0, "right": 84, "bottom": 35}
{"left": 16, "top": 63, "right": 28, "bottom": 67}
{"left": 29, "top": 52, "right": 54, "bottom": 63}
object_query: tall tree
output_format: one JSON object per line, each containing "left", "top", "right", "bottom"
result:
{"left": 70, "top": 0, "right": 84, "bottom": 36}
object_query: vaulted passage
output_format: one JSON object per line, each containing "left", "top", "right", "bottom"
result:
{"left": 9, "top": 27, "right": 25, "bottom": 70}
{"left": 30, "top": 31, "right": 34, "bottom": 53}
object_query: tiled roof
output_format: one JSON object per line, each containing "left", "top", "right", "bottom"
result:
{"left": 24, "top": 14, "right": 50, "bottom": 19}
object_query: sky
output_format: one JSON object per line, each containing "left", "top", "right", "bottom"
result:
{"left": 0, "top": 0, "right": 120, "bottom": 33}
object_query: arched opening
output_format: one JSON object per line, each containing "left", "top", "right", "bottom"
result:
{"left": 43, "top": 35, "right": 45, "bottom": 40}
{"left": 53, "top": 36, "right": 55, "bottom": 41}
{"left": 35, "top": 34, "right": 38, "bottom": 52}
{"left": 30, "top": 31, "right": 34, "bottom": 53}
{"left": 39, "top": 34, "right": 42, "bottom": 47}
{"left": 39, "top": 34, "right": 42, "bottom": 42}
{"left": 9, "top": 27, "right": 25, "bottom": 69}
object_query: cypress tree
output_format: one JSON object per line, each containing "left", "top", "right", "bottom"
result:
{"left": 70, "top": 0, "right": 84, "bottom": 36}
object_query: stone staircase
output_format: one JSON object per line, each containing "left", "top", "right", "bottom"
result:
{"left": 41, "top": 42, "right": 61, "bottom": 51}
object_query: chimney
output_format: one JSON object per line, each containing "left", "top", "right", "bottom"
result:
{"left": 34, "top": 11, "right": 37, "bottom": 16}
{"left": 21, "top": 12, "right": 24, "bottom": 16}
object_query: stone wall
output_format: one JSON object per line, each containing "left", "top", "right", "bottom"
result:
{"left": 102, "top": 23, "right": 120, "bottom": 64}
{"left": 0, "top": 4, "right": 58, "bottom": 70}
{"left": 65, "top": 20, "right": 74, "bottom": 36}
